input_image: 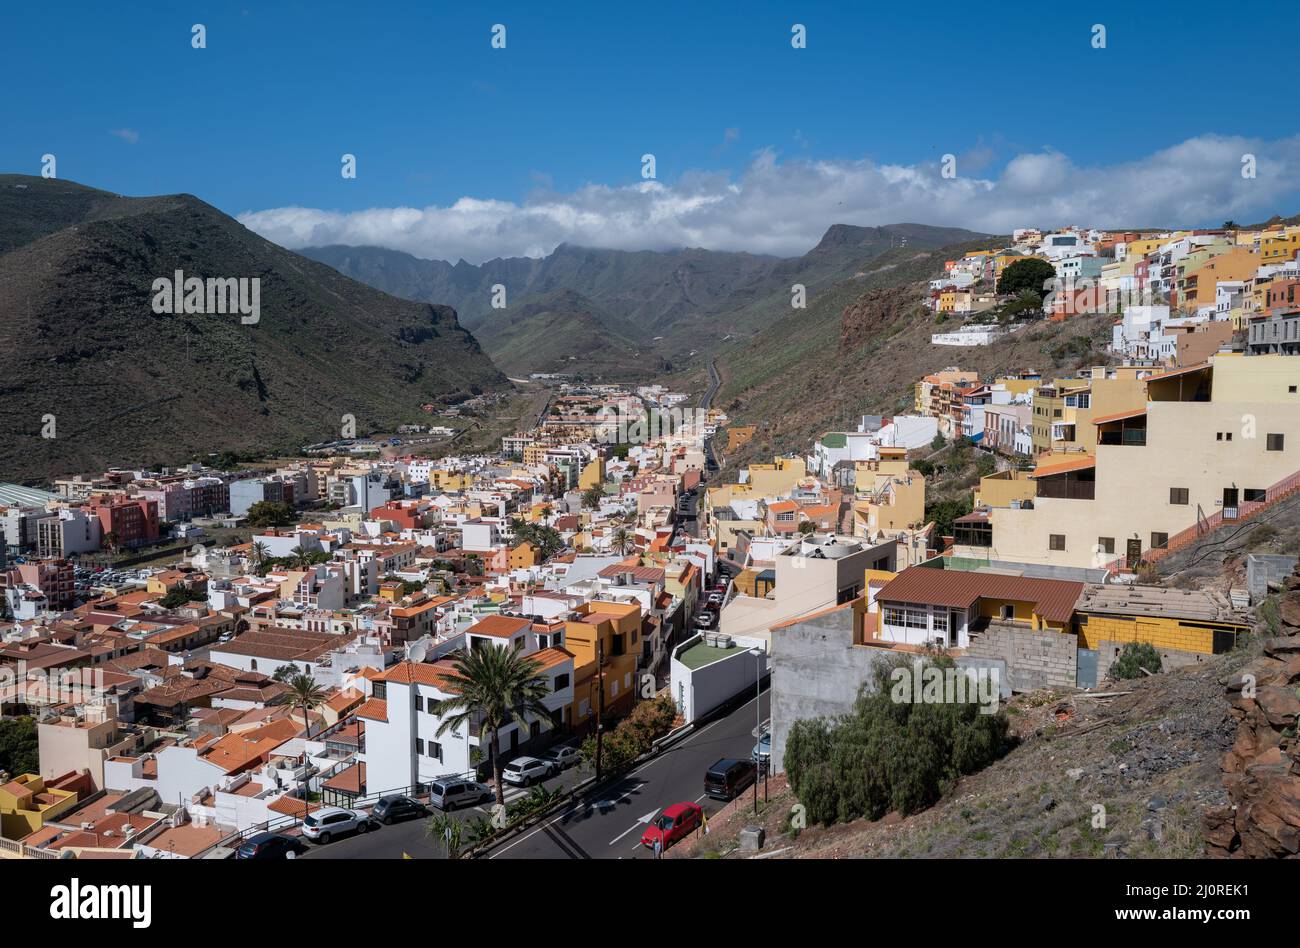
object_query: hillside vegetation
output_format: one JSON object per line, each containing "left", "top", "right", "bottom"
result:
{"left": 0, "top": 175, "right": 505, "bottom": 481}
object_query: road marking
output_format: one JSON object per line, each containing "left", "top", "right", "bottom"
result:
{"left": 609, "top": 809, "right": 658, "bottom": 846}
{"left": 487, "top": 690, "right": 769, "bottom": 858}
{"left": 489, "top": 780, "right": 645, "bottom": 858}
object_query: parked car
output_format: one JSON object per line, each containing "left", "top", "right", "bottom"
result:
{"left": 235, "top": 831, "right": 302, "bottom": 859}
{"left": 704, "top": 758, "right": 757, "bottom": 801}
{"left": 751, "top": 731, "right": 771, "bottom": 765}
{"left": 428, "top": 778, "right": 492, "bottom": 811}
{"left": 502, "top": 756, "right": 556, "bottom": 787}
{"left": 372, "top": 794, "right": 430, "bottom": 825}
{"left": 301, "top": 807, "right": 374, "bottom": 844}
{"left": 693, "top": 612, "right": 717, "bottom": 630}
{"left": 541, "top": 746, "right": 581, "bottom": 771}
{"left": 641, "top": 802, "right": 703, "bottom": 851}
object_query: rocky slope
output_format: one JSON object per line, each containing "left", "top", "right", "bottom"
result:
{"left": 0, "top": 175, "right": 505, "bottom": 480}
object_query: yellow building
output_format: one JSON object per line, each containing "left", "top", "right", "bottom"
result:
{"left": 508, "top": 541, "right": 538, "bottom": 569}
{"left": 988, "top": 354, "right": 1300, "bottom": 571}
{"left": 1260, "top": 227, "right": 1300, "bottom": 268}
{"left": 1030, "top": 366, "right": 1149, "bottom": 455}
{"left": 973, "top": 468, "right": 1036, "bottom": 508}
{"left": 0, "top": 774, "right": 80, "bottom": 840}
{"left": 852, "top": 454, "right": 925, "bottom": 541}
{"left": 565, "top": 601, "right": 642, "bottom": 727}
{"left": 742, "top": 456, "right": 807, "bottom": 496}
{"left": 579, "top": 457, "right": 605, "bottom": 491}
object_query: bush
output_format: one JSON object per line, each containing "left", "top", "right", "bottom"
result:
{"left": 784, "top": 658, "right": 1010, "bottom": 827}
{"left": 1111, "top": 642, "right": 1162, "bottom": 680}
{"left": 580, "top": 693, "right": 677, "bottom": 773}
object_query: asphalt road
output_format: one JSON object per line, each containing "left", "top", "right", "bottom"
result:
{"left": 297, "top": 760, "right": 587, "bottom": 860}
{"left": 482, "top": 685, "right": 770, "bottom": 860}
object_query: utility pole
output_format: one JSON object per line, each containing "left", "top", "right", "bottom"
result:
{"left": 594, "top": 638, "right": 606, "bottom": 781}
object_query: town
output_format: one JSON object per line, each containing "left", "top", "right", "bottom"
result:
{"left": 3, "top": 217, "right": 1300, "bottom": 863}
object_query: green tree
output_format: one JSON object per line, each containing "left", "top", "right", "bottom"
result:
{"left": 581, "top": 485, "right": 604, "bottom": 509}
{"left": 785, "top": 657, "right": 1009, "bottom": 827}
{"left": 245, "top": 501, "right": 295, "bottom": 528}
{"left": 286, "top": 673, "right": 327, "bottom": 737}
{"left": 0, "top": 717, "right": 39, "bottom": 775}
{"left": 930, "top": 433, "right": 946, "bottom": 452}
{"left": 610, "top": 526, "right": 634, "bottom": 555}
{"left": 996, "top": 257, "right": 1056, "bottom": 301}
{"left": 925, "top": 496, "right": 973, "bottom": 537}
{"left": 249, "top": 540, "right": 270, "bottom": 574}
{"left": 433, "top": 645, "right": 553, "bottom": 806}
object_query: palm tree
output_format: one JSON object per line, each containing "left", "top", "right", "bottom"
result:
{"left": 103, "top": 531, "right": 121, "bottom": 555}
{"left": 286, "top": 673, "right": 327, "bottom": 738}
{"left": 611, "top": 526, "right": 634, "bottom": 555}
{"left": 434, "top": 644, "right": 553, "bottom": 807}
{"left": 250, "top": 540, "right": 269, "bottom": 573}
{"left": 288, "top": 546, "right": 310, "bottom": 570}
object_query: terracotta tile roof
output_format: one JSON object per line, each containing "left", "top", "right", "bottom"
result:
{"left": 354, "top": 697, "right": 388, "bottom": 722}
{"left": 466, "top": 614, "right": 532, "bottom": 639}
{"left": 529, "top": 646, "right": 575, "bottom": 672}
{"left": 877, "top": 567, "right": 1084, "bottom": 624}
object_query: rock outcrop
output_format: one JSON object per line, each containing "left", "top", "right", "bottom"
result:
{"left": 1206, "top": 561, "right": 1300, "bottom": 857}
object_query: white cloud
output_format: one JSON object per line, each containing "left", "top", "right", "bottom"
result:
{"left": 109, "top": 128, "right": 140, "bottom": 144}
{"left": 239, "top": 134, "right": 1300, "bottom": 264}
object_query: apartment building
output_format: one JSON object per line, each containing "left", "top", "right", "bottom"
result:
{"left": 360, "top": 615, "right": 575, "bottom": 792}
{"left": 980, "top": 354, "right": 1300, "bottom": 572}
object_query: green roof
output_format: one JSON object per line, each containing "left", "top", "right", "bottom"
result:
{"left": 677, "top": 640, "right": 743, "bottom": 671}
{"left": 820, "top": 432, "right": 847, "bottom": 449}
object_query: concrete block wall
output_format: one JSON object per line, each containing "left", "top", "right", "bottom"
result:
{"left": 964, "top": 622, "right": 1077, "bottom": 691}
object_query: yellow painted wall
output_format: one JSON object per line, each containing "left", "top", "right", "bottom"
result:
{"left": 1076, "top": 613, "right": 1242, "bottom": 654}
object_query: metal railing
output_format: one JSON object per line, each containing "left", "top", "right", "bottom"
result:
{"left": 1104, "top": 465, "right": 1300, "bottom": 574}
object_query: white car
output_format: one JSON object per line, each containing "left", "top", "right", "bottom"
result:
{"left": 301, "top": 807, "right": 374, "bottom": 844}
{"left": 541, "top": 746, "right": 581, "bottom": 770}
{"left": 502, "top": 756, "right": 556, "bottom": 786}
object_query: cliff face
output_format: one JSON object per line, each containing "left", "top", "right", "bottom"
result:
{"left": 1207, "top": 568, "right": 1300, "bottom": 858}
{"left": 839, "top": 285, "right": 917, "bottom": 351}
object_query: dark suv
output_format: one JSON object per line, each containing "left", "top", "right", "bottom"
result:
{"left": 235, "top": 831, "right": 302, "bottom": 859}
{"left": 372, "top": 794, "right": 430, "bottom": 825}
{"left": 704, "top": 757, "right": 757, "bottom": 801}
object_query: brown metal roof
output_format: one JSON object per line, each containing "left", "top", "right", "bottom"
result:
{"left": 877, "top": 568, "right": 1084, "bottom": 624}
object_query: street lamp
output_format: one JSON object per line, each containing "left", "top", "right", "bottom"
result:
{"left": 749, "top": 646, "right": 764, "bottom": 815}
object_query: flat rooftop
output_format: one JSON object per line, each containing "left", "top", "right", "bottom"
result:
{"left": 676, "top": 640, "right": 750, "bottom": 671}
{"left": 1075, "top": 584, "right": 1249, "bottom": 626}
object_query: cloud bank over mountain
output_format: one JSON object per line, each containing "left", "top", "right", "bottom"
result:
{"left": 240, "top": 134, "right": 1300, "bottom": 264}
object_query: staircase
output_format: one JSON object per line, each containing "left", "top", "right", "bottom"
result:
{"left": 1106, "top": 465, "right": 1300, "bottom": 575}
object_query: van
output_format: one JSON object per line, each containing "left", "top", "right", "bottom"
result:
{"left": 704, "top": 757, "right": 757, "bottom": 801}
{"left": 428, "top": 778, "right": 491, "bottom": 811}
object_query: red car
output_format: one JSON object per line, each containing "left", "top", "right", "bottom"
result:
{"left": 641, "top": 802, "right": 703, "bottom": 851}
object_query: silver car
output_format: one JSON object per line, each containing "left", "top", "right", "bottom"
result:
{"left": 301, "top": 806, "right": 373, "bottom": 844}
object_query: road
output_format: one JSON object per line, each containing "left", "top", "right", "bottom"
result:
{"left": 298, "top": 760, "right": 587, "bottom": 860}
{"left": 700, "top": 359, "right": 722, "bottom": 475}
{"left": 481, "top": 685, "right": 770, "bottom": 860}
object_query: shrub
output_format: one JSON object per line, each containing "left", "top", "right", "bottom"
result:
{"left": 1111, "top": 642, "right": 1162, "bottom": 680}
{"left": 784, "top": 657, "right": 1010, "bottom": 827}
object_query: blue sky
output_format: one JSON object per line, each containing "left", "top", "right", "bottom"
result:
{"left": 4, "top": 1, "right": 1298, "bottom": 261}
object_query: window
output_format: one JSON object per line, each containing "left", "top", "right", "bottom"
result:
{"left": 1169, "top": 488, "right": 1189, "bottom": 505}
{"left": 1049, "top": 534, "right": 1066, "bottom": 551}
{"left": 414, "top": 738, "right": 424, "bottom": 755}
{"left": 1216, "top": 432, "right": 1233, "bottom": 442}
{"left": 883, "top": 606, "right": 928, "bottom": 629}
{"left": 1289, "top": 386, "right": 1297, "bottom": 394}
{"left": 427, "top": 741, "right": 442, "bottom": 762}
{"left": 554, "top": 673, "right": 570, "bottom": 691}
{"left": 1267, "top": 433, "right": 1285, "bottom": 451}
{"left": 1098, "top": 537, "right": 1115, "bottom": 555}
{"left": 1151, "top": 532, "right": 1169, "bottom": 550}
{"left": 1245, "top": 488, "right": 1266, "bottom": 503}
{"left": 425, "top": 697, "right": 441, "bottom": 715}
